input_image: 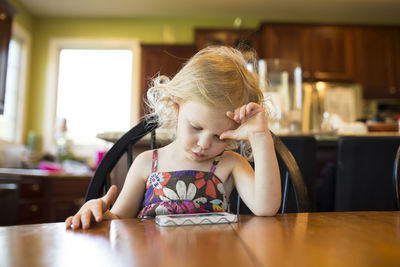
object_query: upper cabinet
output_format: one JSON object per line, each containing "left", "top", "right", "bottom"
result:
{"left": 0, "top": 0, "right": 16, "bottom": 114}
{"left": 195, "top": 28, "right": 260, "bottom": 60}
{"left": 143, "top": 24, "right": 400, "bottom": 102}
{"left": 260, "top": 24, "right": 311, "bottom": 78}
{"left": 140, "top": 44, "right": 196, "bottom": 116}
{"left": 354, "top": 27, "right": 400, "bottom": 99}
{"left": 309, "top": 26, "right": 355, "bottom": 81}
{"left": 261, "top": 24, "right": 355, "bottom": 82}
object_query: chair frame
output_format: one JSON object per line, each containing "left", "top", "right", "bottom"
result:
{"left": 85, "top": 119, "right": 311, "bottom": 213}
{"left": 85, "top": 119, "right": 158, "bottom": 201}
{"left": 394, "top": 146, "right": 400, "bottom": 210}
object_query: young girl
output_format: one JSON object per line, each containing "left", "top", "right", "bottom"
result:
{"left": 65, "top": 46, "right": 281, "bottom": 229}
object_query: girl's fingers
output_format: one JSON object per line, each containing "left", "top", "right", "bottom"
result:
{"left": 239, "top": 106, "right": 247, "bottom": 120}
{"left": 226, "top": 111, "right": 235, "bottom": 119}
{"left": 91, "top": 201, "right": 104, "bottom": 222}
{"left": 220, "top": 130, "right": 237, "bottom": 140}
{"left": 227, "top": 103, "right": 263, "bottom": 124}
{"left": 65, "top": 216, "right": 73, "bottom": 229}
{"left": 81, "top": 210, "right": 92, "bottom": 229}
{"left": 244, "top": 103, "right": 261, "bottom": 118}
{"left": 71, "top": 214, "right": 82, "bottom": 229}
{"left": 246, "top": 103, "right": 255, "bottom": 115}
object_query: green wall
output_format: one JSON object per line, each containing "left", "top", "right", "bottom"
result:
{"left": 8, "top": 0, "right": 34, "bottom": 32}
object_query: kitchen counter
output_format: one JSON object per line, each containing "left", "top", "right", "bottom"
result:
{"left": 0, "top": 168, "right": 93, "bottom": 178}
{"left": 0, "top": 168, "right": 92, "bottom": 225}
{"left": 97, "top": 130, "right": 400, "bottom": 143}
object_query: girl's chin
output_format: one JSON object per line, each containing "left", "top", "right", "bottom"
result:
{"left": 190, "top": 153, "right": 207, "bottom": 161}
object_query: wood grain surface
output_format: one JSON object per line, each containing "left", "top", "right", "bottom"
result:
{"left": 1, "top": 212, "right": 399, "bottom": 267}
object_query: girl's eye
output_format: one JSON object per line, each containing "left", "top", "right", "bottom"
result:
{"left": 191, "top": 125, "right": 202, "bottom": 131}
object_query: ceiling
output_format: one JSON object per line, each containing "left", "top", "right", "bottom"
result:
{"left": 17, "top": 0, "right": 400, "bottom": 24}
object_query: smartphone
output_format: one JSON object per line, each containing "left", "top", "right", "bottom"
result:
{"left": 155, "top": 212, "right": 238, "bottom": 226}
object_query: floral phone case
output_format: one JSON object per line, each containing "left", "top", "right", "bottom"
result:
{"left": 155, "top": 212, "right": 238, "bottom": 226}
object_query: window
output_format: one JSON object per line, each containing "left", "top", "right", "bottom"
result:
{"left": 57, "top": 49, "right": 132, "bottom": 147}
{"left": 0, "top": 23, "right": 30, "bottom": 144}
{"left": 44, "top": 39, "right": 141, "bottom": 159}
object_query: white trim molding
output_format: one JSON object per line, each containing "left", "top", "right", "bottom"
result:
{"left": 9, "top": 22, "right": 31, "bottom": 144}
{"left": 43, "top": 38, "right": 141, "bottom": 153}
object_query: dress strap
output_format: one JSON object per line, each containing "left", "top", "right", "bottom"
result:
{"left": 151, "top": 150, "right": 158, "bottom": 172}
{"left": 209, "top": 151, "right": 223, "bottom": 173}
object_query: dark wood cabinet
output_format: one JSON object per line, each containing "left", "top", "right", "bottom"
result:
{"left": 310, "top": 26, "right": 355, "bottom": 81}
{"left": 354, "top": 27, "right": 400, "bottom": 99}
{"left": 195, "top": 28, "right": 260, "bottom": 55}
{"left": 261, "top": 24, "right": 311, "bottom": 77}
{"left": 140, "top": 44, "right": 196, "bottom": 116}
{"left": 396, "top": 29, "right": 400, "bottom": 96}
{"left": 0, "top": 0, "right": 16, "bottom": 114}
{"left": 261, "top": 24, "right": 355, "bottom": 82}
{"left": 0, "top": 170, "right": 91, "bottom": 224}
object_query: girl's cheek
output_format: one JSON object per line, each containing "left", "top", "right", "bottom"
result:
{"left": 215, "top": 142, "right": 227, "bottom": 152}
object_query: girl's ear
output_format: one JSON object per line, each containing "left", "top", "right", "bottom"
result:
{"left": 172, "top": 99, "right": 180, "bottom": 115}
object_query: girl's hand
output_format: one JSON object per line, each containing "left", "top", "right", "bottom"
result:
{"left": 65, "top": 185, "right": 117, "bottom": 230}
{"left": 220, "top": 102, "right": 268, "bottom": 141}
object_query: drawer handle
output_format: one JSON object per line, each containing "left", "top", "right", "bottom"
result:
{"left": 389, "top": 87, "right": 396, "bottom": 94}
{"left": 30, "top": 205, "right": 39, "bottom": 212}
{"left": 0, "top": 13, "right": 7, "bottom": 21}
{"left": 31, "top": 184, "right": 40, "bottom": 191}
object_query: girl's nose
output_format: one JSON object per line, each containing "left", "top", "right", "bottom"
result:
{"left": 197, "top": 134, "right": 211, "bottom": 149}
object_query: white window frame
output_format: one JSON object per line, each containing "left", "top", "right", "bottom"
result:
{"left": 43, "top": 38, "right": 141, "bottom": 153}
{"left": 0, "top": 22, "right": 31, "bottom": 144}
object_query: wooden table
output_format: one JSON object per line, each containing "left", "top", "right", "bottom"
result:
{"left": 1, "top": 211, "right": 400, "bottom": 267}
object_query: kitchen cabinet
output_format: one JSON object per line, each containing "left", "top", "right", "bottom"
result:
{"left": 309, "top": 26, "right": 355, "bottom": 81}
{"left": 354, "top": 27, "right": 400, "bottom": 99}
{"left": 261, "top": 24, "right": 355, "bottom": 82}
{"left": 140, "top": 44, "right": 196, "bottom": 116}
{"left": 0, "top": 0, "right": 16, "bottom": 114}
{"left": 195, "top": 28, "right": 260, "bottom": 53}
{"left": 261, "top": 24, "right": 312, "bottom": 78}
{"left": 0, "top": 169, "right": 91, "bottom": 224}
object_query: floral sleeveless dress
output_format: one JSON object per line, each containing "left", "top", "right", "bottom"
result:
{"left": 138, "top": 150, "right": 229, "bottom": 218}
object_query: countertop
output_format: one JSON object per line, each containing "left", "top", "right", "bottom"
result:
{"left": 0, "top": 168, "right": 93, "bottom": 179}
{"left": 97, "top": 130, "right": 400, "bottom": 143}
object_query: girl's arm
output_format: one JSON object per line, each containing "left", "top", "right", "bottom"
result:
{"left": 110, "top": 150, "right": 151, "bottom": 218}
{"left": 221, "top": 103, "right": 281, "bottom": 216}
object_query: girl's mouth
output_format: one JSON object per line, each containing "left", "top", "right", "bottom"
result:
{"left": 193, "top": 152, "right": 205, "bottom": 158}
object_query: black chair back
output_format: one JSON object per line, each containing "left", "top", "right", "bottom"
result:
{"left": 85, "top": 119, "right": 158, "bottom": 201}
{"left": 394, "top": 145, "right": 400, "bottom": 210}
{"left": 335, "top": 136, "right": 400, "bottom": 211}
{"left": 230, "top": 135, "right": 315, "bottom": 214}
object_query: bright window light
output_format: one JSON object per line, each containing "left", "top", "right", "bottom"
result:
{"left": 0, "top": 38, "right": 22, "bottom": 142}
{"left": 56, "top": 49, "right": 132, "bottom": 147}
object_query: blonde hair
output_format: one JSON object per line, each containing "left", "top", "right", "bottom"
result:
{"left": 145, "top": 46, "right": 264, "bottom": 158}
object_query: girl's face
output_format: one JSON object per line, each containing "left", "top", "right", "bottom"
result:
{"left": 175, "top": 101, "right": 238, "bottom": 162}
